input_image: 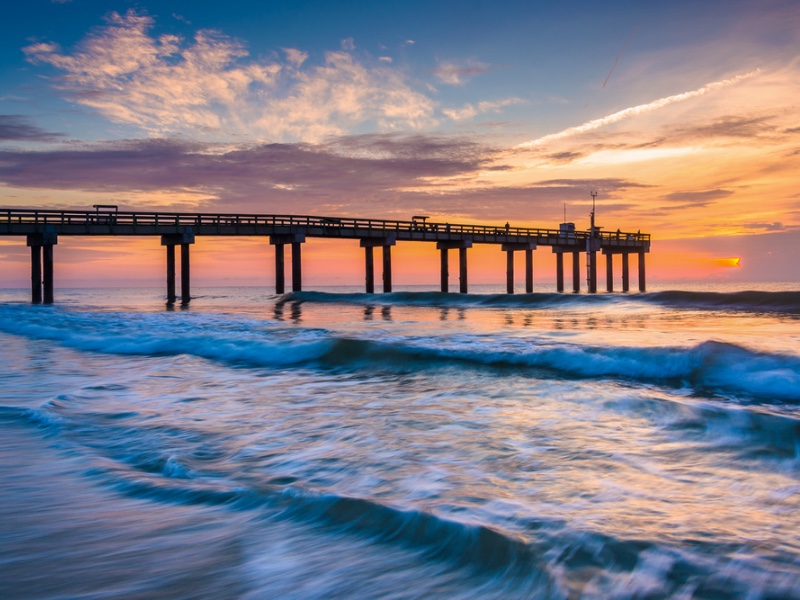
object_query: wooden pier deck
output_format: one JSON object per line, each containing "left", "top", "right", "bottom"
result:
{"left": 1, "top": 208, "right": 651, "bottom": 304}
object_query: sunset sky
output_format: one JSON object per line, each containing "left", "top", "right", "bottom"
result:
{"left": 1, "top": 0, "right": 798, "bottom": 288}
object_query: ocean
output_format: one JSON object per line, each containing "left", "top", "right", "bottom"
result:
{"left": 1, "top": 282, "right": 798, "bottom": 599}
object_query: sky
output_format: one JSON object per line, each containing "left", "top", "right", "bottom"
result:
{"left": 1, "top": 0, "right": 799, "bottom": 287}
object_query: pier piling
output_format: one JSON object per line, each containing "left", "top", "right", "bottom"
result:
{"left": 556, "top": 252, "right": 564, "bottom": 293}
{"left": 382, "top": 245, "right": 392, "bottom": 293}
{"left": 5, "top": 209, "right": 649, "bottom": 303}
{"left": 181, "top": 243, "right": 191, "bottom": 305}
{"left": 270, "top": 233, "right": 306, "bottom": 294}
{"left": 161, "top": 228, "right": 194, "bottom": 305}
{"left": 502, "top": 242, "right": 537, "bottom": 294}
{"left": 29, "top": 243, "right": 41, "bottom": 304}
{"left": 274, "top": 243, "right": 285, "bottom": 294}
{"left": 638, "top": 251, "right": 646, "bottom": 292}
{"left": 292, "top": 242, "right": 302, "bottom": 292}
{"left": 622, "top": 253, "right": 630, "bottom": 292}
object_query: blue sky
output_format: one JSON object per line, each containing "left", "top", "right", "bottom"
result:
{"left": 1, "top": 0, "right": 799, "bottom": 283}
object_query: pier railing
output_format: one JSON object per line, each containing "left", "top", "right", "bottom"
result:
{"left": 0, "top": 208, "right": 650, "bottom": 245}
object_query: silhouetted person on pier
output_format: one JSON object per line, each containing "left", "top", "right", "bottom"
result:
{"left": 505, "top": 222, "right": 510, "bottom": 233}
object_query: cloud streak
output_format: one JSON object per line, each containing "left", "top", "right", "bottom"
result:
{"left": 517, "top": 70, "right": 762, "bottom": 148}
{"left": 0, "top": 115, "right": 63, "bottom": 141}
{"left": 434, "top": 60, "right": 490, "bottom": 86}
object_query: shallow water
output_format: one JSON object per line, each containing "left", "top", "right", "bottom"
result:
{"left": 1, "top": 284, "right": 799, "bottom": 599}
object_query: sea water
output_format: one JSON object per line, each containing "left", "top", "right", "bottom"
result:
{"left": 0, "top": 283, "right": 798, "bottom": 599}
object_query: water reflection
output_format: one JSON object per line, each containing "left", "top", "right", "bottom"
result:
{"left": 439, "top": 307, "right": 466, "bottom": 321}
{"left": 274, "top": 300, "right": 303, "bottom": 323}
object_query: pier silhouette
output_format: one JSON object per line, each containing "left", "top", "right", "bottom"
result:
{"left": 1, "top": 207, "right": 650, "bottom": 304}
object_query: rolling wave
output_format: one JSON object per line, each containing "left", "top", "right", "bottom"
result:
{"left": 3, "top": 402, "right": 795, "bottom": 599}
{"left": 0, "top": 305, "right": 797, "bottom": 403}
{"left": 280, "top": 289, "right": 800, "bottom": 314}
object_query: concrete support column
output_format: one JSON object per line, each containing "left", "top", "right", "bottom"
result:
{"left": 291, "top": 242, "right": 302, "bottom": 292}
{"left": 180, "top": 243, "right": 191, "bottom": 305}
{"left": 504, "top": 242, "right": 536, "bottom": 295}
{"left": 30, "top": 244, "right": 42, "bottom": 304}
{"left": 364, "top": 245, "right": 375, "bottom": 293}
{"left": 606, "top": 253, "right": 614, "bottom": 293}
{"left": 587, "top": 252, "right": 597, "bottom": 294}
{"left": 27, "top": 231, "right": 57, "bottom": 305}
{"left": 459, "top": 247, "right": 468, "bottom": 294}
{"left": 525, "top": 249, "right": 533, "bottom": 293}
{"left": 572, "top": 251, "right": 581, "bottom": 293}
{"left": 437, "top": 239, "right": 472, "bottom": 294}
{"left": 506, "top": 250, "right": 514, "bottom": 294}
{"left": 556, "top": 252, "right": 564, "bottom": 293}
{"left": 638, "top": 251, "right": 646, "bottom": 292}
{"left": 274, "top": 243, "right": 285, "bottom": 294}
{"left": 270, "top": 233, "right": 305, "bottom": 294}
{"left": 161, "top": 228, "right": 194, "bottom": 306}
{"left": 361, "top": 236, "right": 396, "bottom": 294}
{"left": 440, "top": 248, "right": 449, "bottom": 292}
{"left": 622, "top": 253, "right": 630, "bottom": 292}
{"left": 166, "top": 244, "right": 176, "bottom": 304}
{"left": 382, "top": 245, "right": 392, "bottom": 293}
{"left": 42, "top": 245, "right": 54, "bottom": 305}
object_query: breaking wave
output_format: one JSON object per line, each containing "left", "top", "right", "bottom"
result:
{"left": 0, "top": 305, "right": 797, "bottom": 403}
{"left": 280, "top": 289, "right": 800, "bottom": 314}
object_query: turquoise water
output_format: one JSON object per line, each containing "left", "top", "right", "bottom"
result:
{"left": 1, "top": 284, "right": 799, "bottom": 598}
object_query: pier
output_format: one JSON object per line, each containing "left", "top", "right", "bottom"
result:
{"left": 1, "top": 208, "right": 650, "bottom": 304}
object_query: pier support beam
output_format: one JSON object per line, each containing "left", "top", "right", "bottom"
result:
{"left": 459, "top": 248, "right": 468, "bottom": 294}
{"left": 292, "top": 242, "right": 302, "bottom": 292}
{"left": 556, "top": 252, "right": 564, "bottom": 293}
{"left": 572, "top": 251, "right": 581, "bottom": 293}
{"left": 166, "top": 244, "right": 176, "bottom": 304}
{"left": 622, "top": 253, "right": 630, "bottom": 292}
{"left": 526, "top": 249, "right": 534, "bottom": 293}
{"left": 588, "top": 253, "right": 597, "bottom": 293}
{"left": 181, "top": 243, "right": 191, "bottom": 304}
{"left": 502, "top": 242, "right": 537, "bottom": 294}
{"left": 506, "top": 250, "right": 514, "bottom": 294}
{"left": 27, "top": 231, "right": 57, "bottom": 305}
{"left": 437, "top": 239, "right": 472, "bottom": 294}
{"left": 360, "top": 236, "right": 396, "bottom": 293}
{"left": 364, "top": 246, "right": 375, "bottom": 293}
{"left": 440, "top": 248, "right": 449, "bottom": 292}
{"left": 161, "top": 229, "right": 195, "bottom": 305}
{"left": 638, "top": 251, "right": 646, "bottom": 292}
{"left": 383, "top": 245, "right": 392, "bottom": 293}
{"left": 29, "top": 243, "right": 42, "bottom": 304}
{"left": 586, "top": 234, "right": 600, "bottom": 294}
{"left": 553, "top": 247, "right": 581, "bottom": 293}
{"left": 274, "top": 244, "right": 285, "bottom": 294}
{"left": 606, "top": 253, "right": 614, "bottom": 293}
{"left": 270, "top": 233, "right": 306, "bottom": 294}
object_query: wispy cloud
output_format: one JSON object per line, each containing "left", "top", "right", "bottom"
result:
{"left": 517, "top": 70, "right": 762, "bottom": 148}
{"left": 443, "top": 97, "right": 525, "bottom": 122}
{"left": 0, "top": 115, "right": 63, "bottom": 141}
{"left": 0, "top": 135, "right": 492, "bottom": 212}
{"left": 23, "top": 11, "right": 437, "bottom": 142}
{"left": 434, "top": 60, "right": 490, "bottom": 85}
{"left": 664, "top": 189, "right": 734, "bottom": 203}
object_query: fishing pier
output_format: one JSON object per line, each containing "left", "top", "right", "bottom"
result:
{"left": 1, "top": 207, "right": 650, "bottom": 304}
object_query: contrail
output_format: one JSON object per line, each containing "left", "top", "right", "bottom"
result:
{"left": 602, "top": 29, "right": 635, "bottom": 89}
{"left": 516, "top": 69, "right": 761, "bottom": 148}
